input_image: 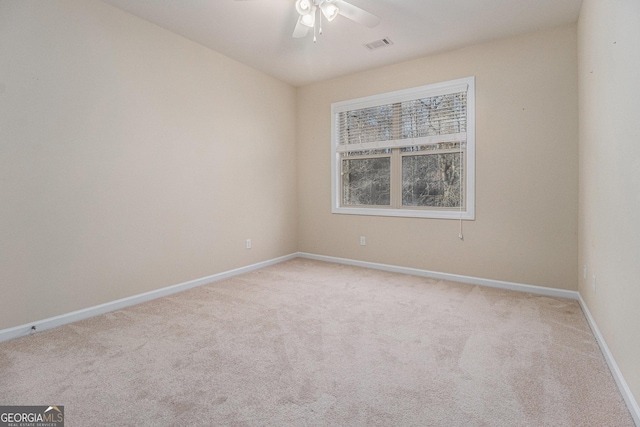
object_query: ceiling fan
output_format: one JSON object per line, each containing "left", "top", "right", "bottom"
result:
{"left": 292, "top": 0, "right": 381, "bottom": 41}
{"left": 234, "top": 0, "right": 381, "bottom": 42}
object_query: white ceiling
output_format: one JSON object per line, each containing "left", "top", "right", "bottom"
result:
{"left": 98, "top": 0, "right": 583, "bottom": 87}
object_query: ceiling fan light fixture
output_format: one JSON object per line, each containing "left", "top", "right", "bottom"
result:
{"left": 295, "top": 0, "right": 312, "bottom": 16}
{"left": 291, "top": 0, "right": 381, "bottom": 41}
{"left": 320, "top": 3, "right": 339, "bottom": 21}
{"left": 300, "top": 7, "right": 316, "bottom": 27}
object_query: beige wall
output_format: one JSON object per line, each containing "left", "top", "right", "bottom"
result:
{"left": 297, "top": 25, "right": 579, "bottom": 290}
{"left": 0, "top": 0, "right": 636, "bottom": 413}
{"left": 0, "top": 0, "right": 298, "bottom": 329}
{"left": 578, "top": 0, "right": 640, "bottom": 410}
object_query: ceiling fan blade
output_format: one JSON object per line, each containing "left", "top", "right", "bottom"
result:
{"left": 337, "top": 1, "right": 381, "bottom": 28}
{"left": 292, "top": 15, "right": 310, "bottom": 38}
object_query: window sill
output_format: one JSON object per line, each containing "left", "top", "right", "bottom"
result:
{"left": 331, "top": 206, "right": 475, "bottom": 220}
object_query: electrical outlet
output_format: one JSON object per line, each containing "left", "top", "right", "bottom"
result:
{"left": 583, "top": 265, "right": 587, "bottom": 279}
{"left": 360, "top": 236, "right": 366, "bottom": 246}
{"left": 246, "top": 239, "right": 252, "bottom": 249}
{"left": 592, "top": 275, "right": 596, "bottom": 293}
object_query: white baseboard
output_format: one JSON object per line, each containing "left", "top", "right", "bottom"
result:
{"left": 578, "top": 293, "right": 640, "bottom": 426}
{"left": 0, "top": 253, "right": 297, "bottom": 344}
{"left": 1, "top": 252, "right": 575, "bottom": 344}
{"left": 297, "top": 252, "right": 579, "bottom": 300}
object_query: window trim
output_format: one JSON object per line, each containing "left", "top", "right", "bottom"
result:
{"left": 330, "top": 76, "right": 475, "bottom": 220}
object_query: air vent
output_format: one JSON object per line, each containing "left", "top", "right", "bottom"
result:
{"left": 364, "top": 38, "right": 394, "bottom": 51}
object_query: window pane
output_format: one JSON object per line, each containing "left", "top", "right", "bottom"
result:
{"left": 338, "top": 105, "right": 394, "bottom": 145}
{"left": 342, "top": 157, "right": 391, "bottom": 206}
{"left": 400, "top": 92, "right": 467, "bottom": 139}
{"left": 402, "top": 152, "right": 462, "bottom": 208}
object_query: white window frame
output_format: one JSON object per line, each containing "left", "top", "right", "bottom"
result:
{"left": 331, "top": 76, "right": 475, "bottom": 220}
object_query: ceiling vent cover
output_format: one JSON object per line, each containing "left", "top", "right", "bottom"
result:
{"left": 364, "top": 37, "right": 394, "bottom": 51}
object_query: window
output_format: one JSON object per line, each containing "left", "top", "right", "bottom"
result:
{"left": 331, "top": 77, "right": 475, "bottom": 219}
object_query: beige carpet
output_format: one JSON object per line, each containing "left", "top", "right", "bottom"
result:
{"left": 0, "top": 259, "right": 634, "bottom": 426}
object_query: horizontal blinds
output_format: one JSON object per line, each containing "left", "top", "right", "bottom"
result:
{"left": 335, "top": 133, "right": 467, "bottom": 153}
{"left": 337, "top": 91, "right": 467, "bottom": 151}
